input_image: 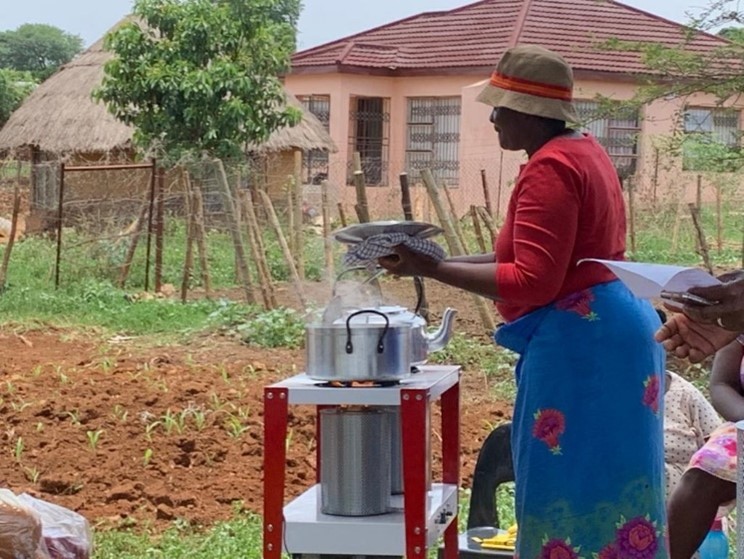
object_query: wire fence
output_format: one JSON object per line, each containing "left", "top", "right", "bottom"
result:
{"left": 0, "top": 150, "right": 742, "bottom": 310}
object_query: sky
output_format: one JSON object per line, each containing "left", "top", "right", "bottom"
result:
{"left": 0, "top": 0, "right": 714, "bottom": 51}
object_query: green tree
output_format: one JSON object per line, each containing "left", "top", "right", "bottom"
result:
{"left": 596, "top": 2, "right": 744, "bottom": 172}
{"left": 718, "top": 26, "right": 744, "bottom": 43}
{"left": 94, "top": 0, "right": 302, "bottom": 162}
{"left": 0, "top": 69, "right": 36, "bottom": 127}
{"left": 0, "top": 24, "right": 83, "bottom": 80}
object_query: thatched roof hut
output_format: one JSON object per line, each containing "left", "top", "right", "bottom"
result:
{"left": 0, "top": 19, "right": 336, "bottom": 158}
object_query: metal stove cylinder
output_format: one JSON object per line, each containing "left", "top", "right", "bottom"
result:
{"left": 320, "top": 408, "right": 391, "bottom": 516}
{"left": 387, "top": 406, "right": 432, "bottom": 495}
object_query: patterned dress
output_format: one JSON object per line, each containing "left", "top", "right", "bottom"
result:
{"left": 494, "top": 280, "right": 668, "bottom": 559}
{"left": 663, "top": 371, "right": 721, "bottom": 497}
{"left": 688, "top": 350, "right": 744, "bottom": 486}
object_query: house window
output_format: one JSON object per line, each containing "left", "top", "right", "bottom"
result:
{"left": 348, "top": 96, "right": 390, "bottom": 186}
{"left": 298, "top": 95, "right": 331, "bottom": 184}
{"left": 405, "top": 97, "right": 461, "bottom": 187}
{"left": 575, "top": 100, "right": 640, "bottom": 179}
{"left": 683, "top": 107, "right": 741, "bottom": 172}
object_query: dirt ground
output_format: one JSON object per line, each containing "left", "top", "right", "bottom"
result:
{"left": 0, "top": 279, "right": 512, "bottom": 532}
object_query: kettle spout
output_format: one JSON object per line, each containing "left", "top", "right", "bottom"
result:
{"left": 425, "top": 308, "right": 457, "bottom": 353}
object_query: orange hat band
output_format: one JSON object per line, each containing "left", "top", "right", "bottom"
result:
{"left": 489, "top": 72, "right": 573, "bottom": 102}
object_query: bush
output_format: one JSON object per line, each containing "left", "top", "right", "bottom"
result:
{"left": 236, "top": 307, "right": 304, "bottom": 349}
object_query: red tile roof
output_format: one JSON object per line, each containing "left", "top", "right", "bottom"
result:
{"left": 291, "top": 0, "right": 728, "bottom": 76}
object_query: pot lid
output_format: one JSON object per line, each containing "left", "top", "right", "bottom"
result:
{"left": 331, "top": 307, "right": 413, "bottom": 326}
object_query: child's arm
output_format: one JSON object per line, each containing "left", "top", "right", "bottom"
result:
{"left": 709, "top": 340, "right": 744, "bottom": 422}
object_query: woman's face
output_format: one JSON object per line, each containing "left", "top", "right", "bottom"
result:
{"left": 490, "top": 106, "right": 526, "bottom": 151}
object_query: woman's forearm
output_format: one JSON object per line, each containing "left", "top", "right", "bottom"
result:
{"left": 445, "top": 253, "right": 496, "bottom": 264}
{"left": 423, "top": 260, "right": 500, "bottom": 300}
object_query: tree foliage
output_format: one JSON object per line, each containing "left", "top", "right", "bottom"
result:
{"left": 595, "top": 1, "right": 744, "bottom": 172}
{"left": 0, "top": 24, "right": 83, "bottom": 80}
{"left": 94, "top": 0, "right": 302, "bottom": 161}
{"left": 0, "top": 69, "right": 36, "bottom": 128}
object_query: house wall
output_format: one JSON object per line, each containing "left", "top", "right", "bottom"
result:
{"left": 285, "top": 72, "right": 744, "bottom": 220}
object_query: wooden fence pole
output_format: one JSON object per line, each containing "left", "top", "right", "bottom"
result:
{"left": 627, "top": 176, "right": 636, "bottom": 255}
{"left": 442, "top": 180, "right": 467, "bottom": 251}
{"left": 422, "top": 169, "right": 495, "bottom": 332}
{"left": 154, "top": 167, "right": 165, "bottom": 292}
{"left": 180, "top": 170, "right": 196, "bottom": 303}
{"left": 143, "top": 159, "right": 157, "bottom": 291}
{"left": 244, "top": 189, "right": 276, "bottom": 308}
{"left": 671, "top": 187, "right": 686, "bottom": 253}
{"left": 258, "top": 189, "right": 307, "bottom": 309}
{"left": 400, "top": 172, "right": 413, "bottom": 221}
{"left": 470, "top": 205, "right": 487, "bottom": 253}
{"left": 337, "top": 203, "right": 348, "bottom": 227}
{"left": 214, "top": 159, "right": 255, "bottom": 304}
{"left": 352, "top": 152, "right": 370, "bottom": 222}
{"left": 0, "top": 181, "right": 22, "bottom": 290}
{"left": 293, "top": 150, "right": 305, "bottom": 280}
{"left": 54, "top": 162, "right": 66, "bottom": 290}
{"left": 716, "top": 184, "right": 723, "bottom": 254}
{"left": 400, "top": 172, "right": 428, "bottom": 319}
{"left": 480, "top": 169, "right": 493, "bottom": 218}
{"left": 189, "top": 173, "right": 212, "bottom": 299}
{"left": 476, "top": 206, "right": 496, "bottom": 241}
{"left": 286, "top": 176, "right": 296, "bottom": 253}
{"left": 320, "top": 180, "right": 334, "bottom": 279}
{"left": 421, "top": 169, "right": 462, "bottom": 254}
{"left": 118, "top": 198, "right": 149, "bottom": 288}
{"left": 688, "top": 203, "right": 713, "bottom": 275}
{"left": 240, "top": 190, "right": 272, "bottom": 309}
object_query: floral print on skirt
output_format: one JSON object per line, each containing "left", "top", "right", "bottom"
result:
{"left": 494, "top": 280, "right": 668, "bottom": 559}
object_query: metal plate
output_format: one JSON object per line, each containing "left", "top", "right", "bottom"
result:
{"left": 333, "top": 220, "right": 443, "bottom": 244}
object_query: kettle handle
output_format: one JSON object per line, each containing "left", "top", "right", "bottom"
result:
{"left": 345, "top": 310, "right": 389, "bottom": 355}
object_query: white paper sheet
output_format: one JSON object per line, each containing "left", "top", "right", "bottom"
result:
{"left": 578, "top": 259, "right": 721, "bottom": 299}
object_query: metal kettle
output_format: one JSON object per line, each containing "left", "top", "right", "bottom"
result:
{"left": 375, "top": 305, "right": 457, "bottom": 365}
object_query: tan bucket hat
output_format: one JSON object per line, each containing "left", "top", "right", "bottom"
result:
{"left": 476, "top": 45, "right": 579, "bottom": 124}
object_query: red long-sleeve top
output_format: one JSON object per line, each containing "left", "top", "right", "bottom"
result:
{"left": 494, "top": 133, "right": 626, "bottom": 322}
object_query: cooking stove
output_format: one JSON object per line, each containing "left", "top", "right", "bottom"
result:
{"left": 263, "top": 366, "right": 462, "bottom": 559}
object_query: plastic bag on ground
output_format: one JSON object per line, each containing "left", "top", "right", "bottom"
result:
{"left": 17, "top": 493, "right": 92, "bottom": 559}
{"left": 0, "top": 488, "right": 50, "bottom": 559}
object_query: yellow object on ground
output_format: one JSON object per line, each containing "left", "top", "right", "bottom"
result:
{"left": 471, "top": 524, "right": 518, "bottom": 550}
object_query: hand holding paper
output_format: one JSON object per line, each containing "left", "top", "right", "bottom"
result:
{"left": 579, "top": 259, "right": 721, "bottom": 299}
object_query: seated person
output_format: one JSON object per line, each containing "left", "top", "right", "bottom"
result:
{"left": 469, "top": 370, "right": 720, "bottom": 529}
{"left": 668, "top": 338, "right": 744, "bottom": 559}
{"left": 663, "top": 369, "right": 721, "bottom": 497}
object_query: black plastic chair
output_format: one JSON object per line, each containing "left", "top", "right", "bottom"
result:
{"left": 467, "top": 422, "right": 515, "bottom": 530}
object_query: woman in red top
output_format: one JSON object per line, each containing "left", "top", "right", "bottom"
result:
{"left": 380, "top": 45, "right": 667, "bottom": 559}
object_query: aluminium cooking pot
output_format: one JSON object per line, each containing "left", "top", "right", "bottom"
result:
{"left": 306, "top": 309, "right": 413, "bottom": 382}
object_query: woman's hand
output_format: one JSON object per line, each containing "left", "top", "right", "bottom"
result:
{"left": 377, "top": 245, "right": 440, "bottom": 278}
{"left": 654, "top": 312, "right": 739, "bottom": 363}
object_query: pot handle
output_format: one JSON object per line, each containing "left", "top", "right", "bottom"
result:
{"left": 345, "top": 310, "right": 389, "bottom": 355}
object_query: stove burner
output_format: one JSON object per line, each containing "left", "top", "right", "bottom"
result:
{"left": 315, "top": 379, "right": 401, "bottom": 388}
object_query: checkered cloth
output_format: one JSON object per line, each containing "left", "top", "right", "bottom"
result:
{"left": 342, "top": 233, "right": 447, "bottom": 268}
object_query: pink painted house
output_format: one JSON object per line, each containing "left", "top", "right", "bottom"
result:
{"left": 285, "top": 0, "right": 740, "bottom": 219}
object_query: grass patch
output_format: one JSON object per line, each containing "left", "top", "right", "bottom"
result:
{"left": 429, "top": 333, "right": 518, "bottom": 400}
{"left": 94, "top": 512, "right": 262, "bottom": 558}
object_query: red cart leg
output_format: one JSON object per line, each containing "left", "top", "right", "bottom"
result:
{"left": 263, "top": 387, "right": 288, "bottom": 559}
{"left": 441, "top": 380, "right": 461, "bottom": 559}
{"left": 401, "top": 387, "right": 429, "bottom": 559}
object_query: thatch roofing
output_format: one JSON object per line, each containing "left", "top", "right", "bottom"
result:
{"left": 0, "top": 19, "right": 336, "bottom": 156}
{"left": 251, "top": 92, "right": 336, "bottom": 154}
